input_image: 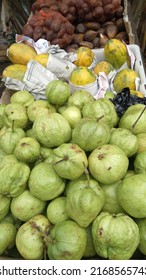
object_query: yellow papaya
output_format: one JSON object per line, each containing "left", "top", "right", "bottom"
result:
{"left": 93, "top": 61, "right": 115, "bottom": 75}
{"left": 7, "top": 43, "right": 37, "bottom": 65}
{"left": 69, "top": 66, "right": 96, "bottom": 86}
{"left": 113, "top": 69, "right": 139, "bottom": 93}
{"left": 104, "top": 39, "right": 130, "bottom": 69}
{"left": 73, "top": 46, "right": 94, "bottom": 67}
{"left": 33, "top": 53, "right": 49, "bottom": 67}
{"left": 2, "top": 64, "right": 27, "bottom": 81}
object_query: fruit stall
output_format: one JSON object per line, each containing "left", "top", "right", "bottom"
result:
{"left": 0, "top": 0, "right": 146, "bottom": 261}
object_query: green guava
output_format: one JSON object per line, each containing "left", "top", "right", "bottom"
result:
{"left": 72, "top": 118, "right": 111, "bottom": 152}
{"left": 0, "top": 194, "right": 11, "bottom": 221}
{"left": 47, "top": 220, "right": 87, "bottom": 260}
{"left": 100, "top": 181, "right": 125, "bottom": 214}
{"left": 88, "top": 144, "right": 129, "bottom": 185}
{"left": 14, "top": 137, "right": 41, "bottom": 163}
{"left": 66, "top": 174, "right": 105, "bottom": 227}
{"left": 10, "top": 90, "right": 34, "bottom": 107}
{"left": 11, "top": 189, "right": 46, "bottom": 222}
{"left": 33, "top": 113, "right": 71, "bottom": 148}
{"left": 134, "top": 150, "right": 146, "bottom": 173}
{"left": 0, "top": 126, "right": 25, "bottom": 154}
{"left": 27, "top": 99, "right": 56, "bottom": 122}
{"left": 136, "top": 218, "right": 146, "bottom": 255}
{"left": 52, "top": 143, "right": 88, "bottom": 180}
{"left": 92, "top": 212, "right": 140, "bottom": 260}
{"left": 119, "top": 104, "right": 146, "bottom": 135}
{"left": 0, "top": 221, "right": 17, "bottom": 255}
{"left": 45, "top": 80, "right": 71, "bottom": 106}
{"left": 0, "top": 104, "right": 6, "bottom": 129}
{"left": 61, "top": 106, "right": 82, "bottom": 128}
{"left": 117, "top": 173, "right": 146, "bottom": 218}
{"left": 83, "top": 225, "right": 96, "bottom": 258}
{"left": 82, "top": 98, "right": 119, "bottom": 128}
{"left": 28, "top": 162, "right": 66, "bottom": 201}
{"left": 109, "top": 127, "right": 138, "bottom": 157}
{"left": 136, "top": 133, "right": 146, "bottom": 153}
{"left": 67, "top": 89, "right": 95, "bottom": 110}
{"left": 46, "top": 196, "right": 69, "bottom": 225}
{"left": 16, "top": 214, "right": 52, "bottom": 259}
{"left": 4, "top": 103, "right": 29, "bottom": 129}
{"left": 0, "top": 160, "right": 30, "bottom": 197}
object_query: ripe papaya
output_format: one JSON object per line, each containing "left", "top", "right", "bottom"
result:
{"left": 2, "top": 64, "right": 27, "bottom": 81}
{"left": 7, "top": 43, "right": 37, "bottom": 65}
{"left": 69, "top": 66, "right": 96, "bottom": 86}
{"left": 113, "top": 68, "right": 139, "bottom": 93}
{"left": 104, "top": 39, "right": 130, "bottom": 69}
{"left": 33, "top": 53, "right": 49, "bottom": 67}
{"left": 93, "top": 61, "right": 115, "bottom": 75}
{"left": 73, "top": 46, "right": 94, "bottom": 67}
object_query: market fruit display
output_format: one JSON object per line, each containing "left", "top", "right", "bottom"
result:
{"left": 0, "top": 24, "right": 146, "bottom": 260}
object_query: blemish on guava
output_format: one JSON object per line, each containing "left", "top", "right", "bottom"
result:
{"left": 98, "top": 153, "right": 104, "bottom": 160}
{"left": 99, "top": 228, "right": 104, "bottom": 236}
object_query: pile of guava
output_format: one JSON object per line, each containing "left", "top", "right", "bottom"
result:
{"left": 0, "top": 81, "right": 146, "bottom": 260}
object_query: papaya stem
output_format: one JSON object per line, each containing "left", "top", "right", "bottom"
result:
{"left": 132, "top": 105, "right": 146, "bottom": 129}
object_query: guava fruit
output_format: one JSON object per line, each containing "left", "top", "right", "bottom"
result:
{"left": 0, "top": 221, "right": 17, "bottom": 255}
{"left": 33, "top": 113, "right": 71, "bottom": 148}
{"left": 10, "top": 90, "right": 34, "bottom": 107}
{"left": 66, "top": 174, "right": 105, "bottom": 227}
{"left": 25, "top": 128, "right": 36, "bottom": 139}
{"left": 136, "top": 133, "right": 146, "bottom": 153}
{"left": 136, "top": 218, "right": 146, "bottom": 255}
{"left": 28, "top": 162, "right": 66, "bottom": 201}
{"left": 0, "top": 194, "right": 11, "bottom": 221}
{"left": 47, "top": 220, "right": 87, "bottom": 260}
{"left": 117, "top": 173, "right": 146, "bottom": 218}
{"left": 11, "top": 189, "right": 46, "bottom": 222}
{"left": 0, "top": 160, "right": 30, "bottom": 197}
{"left": 119, "top": 104, "right": 146, "bottom": 135}
{"left": 109, "top": 127, "right": 138, "bottom": 157}
{"left": 82, "top": 98, "right": 119, "bottom": 128}
{"left": 14, "top": 137, "right": 41, "bottom": 163}
{"left": 61, "top": 106, "right": 82, "bottom": 128}
{"left": 134, "top": 151, "right": 146, "bottom": 173}
{"left": 0, "top": 126, "right": 25, "bottom": 154}
{"left": 0, "top": 104, "right": 6, "bottom": 129}
{"left": 4, "top": 103, "right": 29, "bottom": 129}
{"left": 83, "top": 225, "right": 96, "bottom": 258}
{"left": 52, "top": 143, "right": 88, "bottom": 180}
{"left": 16, "top": 214, "right": 52, "bottom": 259}
{"left": 27, "top": 99, "right": 56, "bottom": 122}
{"left": 72, "top": 118, "right": 111, "bottom": 152}
{"left": 100, "top": 181, "right": 125, "bottom": 214}
{"left": 45, "top": 80, "right": 71, "bottom": 106}
{"left": 0, "top": 154, "right": 18, "bottom": 169}
{"left": 67, "top": 89, "right": 95, "bottom": 110}
{"left": 46, "top": 196, "right": 69, "bottom": 225}
{"left": 88, "top": 144, "right": 129, "bottom": 185}
{"left": 92, "top": 212, "right": 140, "bottom": 260}
{"left": 0, "top": 148, "right": 6, "bottom": 162}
